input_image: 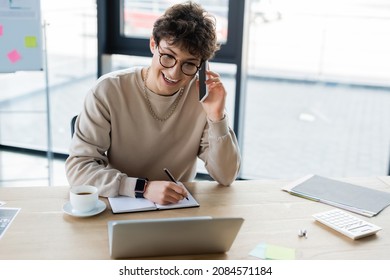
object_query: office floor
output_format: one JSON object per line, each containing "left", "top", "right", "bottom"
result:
{"left": 242, "top": 79, "right": 390, "bottom": 179}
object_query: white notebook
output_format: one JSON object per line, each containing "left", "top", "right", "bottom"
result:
{"left": 108, "top": 187, "right": 199, "bottom": 214}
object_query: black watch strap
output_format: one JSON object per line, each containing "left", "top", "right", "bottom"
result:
{"left": 135, "top": 178, "right": 148, "bottom": 198}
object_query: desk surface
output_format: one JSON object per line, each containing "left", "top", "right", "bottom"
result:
{"left": 1, "top": 177, "right": 390, "bottom": 260}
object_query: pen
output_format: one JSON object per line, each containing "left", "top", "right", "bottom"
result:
{"left": 163, "top": 168, "right": 189, "bottom": 200}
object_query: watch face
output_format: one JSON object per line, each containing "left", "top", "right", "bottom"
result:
{"left": 135, "top": 178, "right": 147, "bottom": 193}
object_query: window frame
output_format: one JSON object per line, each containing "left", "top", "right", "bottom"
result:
{"left": 98, "top": 0, "right": 244, "bottom": 68}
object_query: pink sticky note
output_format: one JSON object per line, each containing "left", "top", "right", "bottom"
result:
{"left": 0, "top": 24, "right": 3, "bottom": 36}
{"left": 7, "top": 49, "right": 22, "bottom": 63}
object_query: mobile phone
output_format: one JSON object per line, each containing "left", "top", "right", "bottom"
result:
{"left": 198, "top": 61, "right": 208, "bottom": 102}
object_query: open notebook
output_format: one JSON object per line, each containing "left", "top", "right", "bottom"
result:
{"left": 108, "top": 186, "right": 199, "bottom": 214}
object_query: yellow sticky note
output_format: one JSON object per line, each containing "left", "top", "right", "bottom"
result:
{"left": 25, "top": 36, "right": 38, "bottom": 48}
{"left": 265, "top": 244, "right": 295, "bottom": 260}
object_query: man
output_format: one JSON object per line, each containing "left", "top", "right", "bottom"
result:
{"left": 65, "top": 1, "right": 240, "bottom": 205}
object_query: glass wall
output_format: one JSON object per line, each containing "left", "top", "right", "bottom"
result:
{"left": 0, "top": 0, "right": 97, "bottom": 185}
{"left": 0, "top": 0, "right": 97, "bottom": 153}
{"left": 1, "top": 0, "right": 389, "bottom": 186}
{"left": 242, "top": 0, "right": 390, "bottom": 179}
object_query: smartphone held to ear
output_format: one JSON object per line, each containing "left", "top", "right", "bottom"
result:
{"left": 198, "top": 61, "right": 209, "bottom": 102}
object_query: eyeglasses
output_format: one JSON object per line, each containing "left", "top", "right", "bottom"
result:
{"left": 157, "top": 46, "right": 201, "bottom": 76}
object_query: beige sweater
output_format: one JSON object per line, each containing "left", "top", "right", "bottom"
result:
{"left": 65, "top": 67, "right": 241, "bottom": 197}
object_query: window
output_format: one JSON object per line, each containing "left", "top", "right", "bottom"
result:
{"left": 0, "top": 1, "right": 97, "bottom": 186}
{"left": 99, "top": 0, "right": 242, "bottom": 66}
{"left": 122, "top": 0, "right": 228, "bottom": 43}
{"left": 242, "top": 0, "right": 390, "bottom": 179}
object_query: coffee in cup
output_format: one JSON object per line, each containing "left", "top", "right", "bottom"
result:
{"left": 70, "top": 185, "right": 98, "bottom": 213}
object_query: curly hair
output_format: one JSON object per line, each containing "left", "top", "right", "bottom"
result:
{"left": 152, "top": 1, "right": 220, "bottom": 61}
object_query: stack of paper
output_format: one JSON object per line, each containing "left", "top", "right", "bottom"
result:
{"left": 0, "top": 208, "right": 20, "bottom": 239}
{"left": 283, "top": 174, "right": 390, "bottom": 217}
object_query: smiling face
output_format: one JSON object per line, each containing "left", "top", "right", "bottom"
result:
{"left": 146, "top": 37, "right": 201, "bottom": 96}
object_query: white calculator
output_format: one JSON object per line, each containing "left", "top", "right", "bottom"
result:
{"left": 312, "top": 209, "right": 382, "bottom": 240}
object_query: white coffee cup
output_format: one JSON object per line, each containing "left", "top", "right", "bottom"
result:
{"left": 69, "top": 185, "right": 98, "bottom": 213}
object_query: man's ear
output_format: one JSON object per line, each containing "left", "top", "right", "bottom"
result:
{"left": 150, "top": 36, "right": 156, "bottom": 54}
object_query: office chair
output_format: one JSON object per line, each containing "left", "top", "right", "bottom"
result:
{"left": 387, "top": 142, "right": 390, "bottom": 175}
{"left": 71, "top": 115, "right": 77, "bottom": 137}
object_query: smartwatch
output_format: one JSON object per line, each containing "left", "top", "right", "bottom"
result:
{"left": 135, "top": 178, "right": 148, "bottom": 198}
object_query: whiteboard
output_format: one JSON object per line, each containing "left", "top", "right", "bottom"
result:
{"left": 0, "top": 0, "right": 43, "bottom": 72}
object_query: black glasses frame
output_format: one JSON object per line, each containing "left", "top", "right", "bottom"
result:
{"left": 157, "top": 46, "right": 202, "bottom": 76}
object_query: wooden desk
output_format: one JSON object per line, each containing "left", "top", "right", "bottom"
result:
{"left": 1, "top": 177, "right": 390, "bottom": 260}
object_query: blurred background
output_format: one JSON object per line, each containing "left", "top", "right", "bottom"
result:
{"left": 0, "top": 0, "right": 389, "bottom": 187}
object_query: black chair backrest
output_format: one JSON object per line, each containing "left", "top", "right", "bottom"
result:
{"left": 71, "top": 115, "right": 77, "bottom": 137}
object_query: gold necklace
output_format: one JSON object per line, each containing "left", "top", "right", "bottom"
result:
{"left": 142, "top": 67, "right": 184, "bottom": 122}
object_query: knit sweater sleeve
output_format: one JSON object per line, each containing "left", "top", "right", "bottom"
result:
{"left": 198, "top": 115, "right": 241, "bottom": 186}
{"left": 65, "top": 84, "right": 137, "bottom": 198}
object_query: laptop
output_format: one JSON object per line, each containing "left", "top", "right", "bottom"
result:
{"left": 108, "top": 216, "right": 244, "bottom": 259}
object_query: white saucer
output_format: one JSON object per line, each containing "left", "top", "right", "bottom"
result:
{"left": 62, "top": 200, "right": 106, "bottom": 217}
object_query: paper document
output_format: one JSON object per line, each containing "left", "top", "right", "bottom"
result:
{"left": 0, "top": 208, "right": 20, "bottom": 239}
{"left": 108, "top": 185, "right": 199, "bottom": 214}
{"left": 283, "top": 174, "right": 390, "bottom": 217}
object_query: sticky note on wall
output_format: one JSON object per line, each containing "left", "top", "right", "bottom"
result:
{"left": 7, "top": 49, "right": 22, "bottom": 63}
{"left": 25, "top": 36, "right": 38, "bottom": 48}
{"left": 0, "top": 24, "right": 3, "bottom": 36}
